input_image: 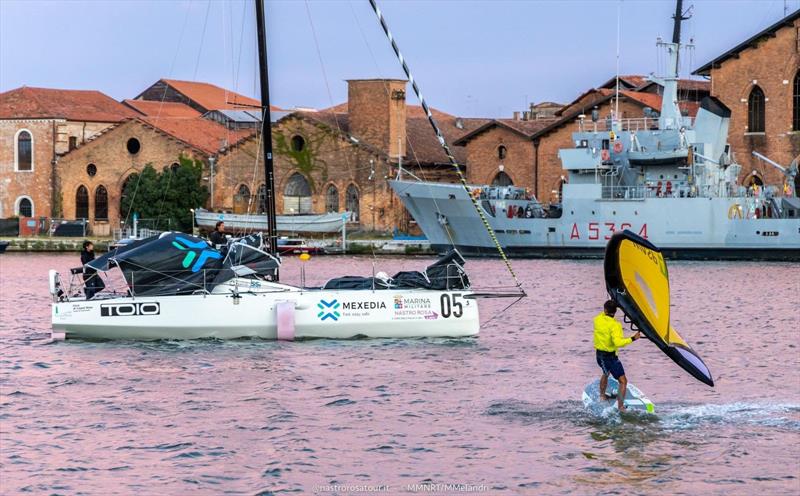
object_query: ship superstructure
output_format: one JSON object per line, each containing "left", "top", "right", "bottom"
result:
{"left": 389, "top": 2, "right": 799, "bottom": 259}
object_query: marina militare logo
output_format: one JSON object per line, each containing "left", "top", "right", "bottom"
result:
{"left": 317, "top": 299, "right": 341, "bottom": 321}
{"left": 172, "top": 236, "right": 222, "bottom": 272}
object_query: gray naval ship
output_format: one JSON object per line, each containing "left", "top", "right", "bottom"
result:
{"left": 389, "top": 4, "right": 799, "bottom": 260}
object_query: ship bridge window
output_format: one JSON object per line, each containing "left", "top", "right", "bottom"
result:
{"left": 578, "top": 139, "right": 589, "bottom": 148}
{"left": 601, "top": 139, "right": 610, "bottom": 150}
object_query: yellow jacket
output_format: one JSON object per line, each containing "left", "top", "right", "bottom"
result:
{"left": 593, "top": 312, "right": 632, "bottom": 354}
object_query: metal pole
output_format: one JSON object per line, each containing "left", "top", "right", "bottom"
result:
{"left": 255, "top": 0, "right": 279, "bottom": 280}
{"left": 209, "top": 157, "right": 216, "bottom": 209}
{"left": 342, "top": 214, "right": 347, "bottom": 254}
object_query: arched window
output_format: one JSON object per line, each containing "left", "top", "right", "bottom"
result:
{"left": 15, "top": 130, "right": 32, "bottom": 171}
{"left": 94, "top": 185, "right": 108, "bottom": 220}
{"left": 234, "top": 184, "right": 251, "bottom": 213}
{"left": 492, "top": 171, "right": 513, "bottom": 186}
{"left": 76, "top": 185, "right": 89, "bottom": 219}
{"left": 120, "top": 175, "right": 134, "bottom": 218}
{"left": 497, "top": 145, "right": 507, "bottom": 160}
{"left": 793, "top": 71, "right": 799, "bottom": 132}
{"left": 283, "top": 173, "right": 312, "bottom": 214}
{"left": 16, "top": 197, "right": 33, "bottom": 217}
{"left": 346, "top": 184, "right": 359, "bottom": 221}
{"left": 291, "top": 135, "right": 306, "bottom": 152}
{"left": 256, "top": 184, "right": 267, "bottom": 214}
{"left": 325, "top": 184, "right": 339, "bottom": 212}
{"left": 747, "top": 85, "right": 765, "bottom": 133}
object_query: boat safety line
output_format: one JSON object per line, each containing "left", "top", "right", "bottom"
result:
{"left": 480, "top": 294, "right": 527, "bottom": 327}
{"left": 367, "top": 0, "right": 524, "bottom": 294}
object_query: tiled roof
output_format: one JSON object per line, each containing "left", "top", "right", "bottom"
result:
{"left": 453, "top": 118, "right": 554, "bottom": 146}
{"left": 153, "top": 79, "right": 282, "bottom": 112}
{"left": 405, "top": 113, "right": 487, "bottom": 165}
{"left": 694, "top": 8, "right": 800, "bottom": 75}
{"left": 599, "top": 75, "right": 649, "bottom": 90}
{"left": 140, "top": 116, "right": 254, "bottom": 155}
{"left": 122, "top": 99, "right": 201, "bottom": 118}
{"left": 637, "top": 79, "right": 711, "bottom": 93}
{"left": 556, "top": 78, "right": 709, "bottom": 117}
{"left": 0, "top": 86, "right": 139, "bottom": 122}
{"left": 620, "top": 91, "right": 662, "bottom": 111}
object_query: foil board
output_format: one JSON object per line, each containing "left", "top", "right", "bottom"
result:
{"left": 582, "top": 377, "right": 655, "bottom": 414}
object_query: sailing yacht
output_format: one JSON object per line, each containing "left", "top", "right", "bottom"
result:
{"left": 48, "top": 0, "right": 514, "bottom": 341}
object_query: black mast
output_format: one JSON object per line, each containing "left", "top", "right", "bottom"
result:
{"left": 671, "top": 0, "right": 689, "bottom": 44}
{"left": 255, "top": 0, "right": 279, "bottom": 277}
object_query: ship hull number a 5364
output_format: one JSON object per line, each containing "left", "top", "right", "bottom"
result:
{"left": 570, "top": 222, "right": 648, "bottom": 240}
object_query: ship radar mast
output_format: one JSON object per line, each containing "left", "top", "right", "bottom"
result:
{"left": 651, "top": 0, "right": 692, "bottom": 130}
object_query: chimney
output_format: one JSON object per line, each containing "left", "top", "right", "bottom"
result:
{"left": 513, "top": 111, "right": 521, "bottom": 121}
{"left": 347, "top": 79, "right": 407, "bottom": 158}
{"left": 522, "top": 111, "right": 530, "bottom": 121}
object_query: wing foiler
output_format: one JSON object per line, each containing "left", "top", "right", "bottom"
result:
{"left": 604, "top": 230, "right": 714, "bottom": 387}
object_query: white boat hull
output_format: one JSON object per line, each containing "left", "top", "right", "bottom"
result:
{"left": 195, "top": 209, "right": 351, "bottom": 233}
{"left": 52, "top": 283, "right": 479, "bottom": 340}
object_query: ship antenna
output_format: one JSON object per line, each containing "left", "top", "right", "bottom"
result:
{"left": 671, "top": 0, "right": 692, "bottom": 73}
{"left": 614, "top": 0, "right": 622, "bottom": 124}
{"left": 368, "top": 0, "right": 525, "bottom": 295}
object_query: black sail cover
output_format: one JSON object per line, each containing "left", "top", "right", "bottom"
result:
{"left": 211, "top": 233, "right": 279, "bottom": 285}
{"left": 604, "top": 230, "right": 714, "bottom": 386}
{"left": 89, "top": 232, "right": 278, "bottom": 296}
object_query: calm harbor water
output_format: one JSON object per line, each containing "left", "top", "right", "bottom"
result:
{"left": 1, "top": 252, "right": 798, "bottom": 495}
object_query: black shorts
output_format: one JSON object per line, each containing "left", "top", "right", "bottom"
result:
{"left": 596, "top": 350, "right": 625, "bottom": 380}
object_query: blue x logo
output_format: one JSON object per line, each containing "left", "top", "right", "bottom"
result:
{"left": 317, "top": 299, "right": 340, "bottom": 321}
{"left": 172, "top": 236, "right": 222, "bottom": 273}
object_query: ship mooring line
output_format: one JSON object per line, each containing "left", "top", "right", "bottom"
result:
{"left": 367, "top": 0, "right": 524, "bottom": 294}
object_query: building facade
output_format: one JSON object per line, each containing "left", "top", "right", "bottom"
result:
{"left": 694, "top": 9, "right": 800, "bottom": 189}
{"left": 0, "top": 87, "right": 138, "bottom": 220}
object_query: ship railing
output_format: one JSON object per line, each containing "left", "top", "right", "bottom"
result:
{"left": 577, "top": 117, "right": 695, "bottom": 133}
{"left": 112, "top": 227, "right": 163, "bottom": 242}
{"left": 601, "top": 185, "right": 647, "bottom": 200}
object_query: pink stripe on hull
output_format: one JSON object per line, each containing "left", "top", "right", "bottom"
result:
{"left": 276, "top": 301, "right": 295, "bottom": 341}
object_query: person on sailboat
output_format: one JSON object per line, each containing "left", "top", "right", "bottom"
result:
{"left": 594, "top": 300, "right": 640, "bottom": 412}
{"left": 80, "top": 241, "right": 104, "bottom": 299}
{"left": 209, "top": 221, "right": 226, "bottom": 249}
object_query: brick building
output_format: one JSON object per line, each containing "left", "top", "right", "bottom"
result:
{"left": 214, "top": 79, "right": 485, "bottom": 233}
{"left": 56, "top": 115, "right": 251, "bottom": 235}
{"left": 0, "top": 87, "right": 138, "bottom": 220}
{"left": 693, "top": 9, "right": 800, "bottom": 189}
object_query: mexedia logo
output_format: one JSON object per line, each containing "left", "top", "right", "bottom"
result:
{"left": 172, "top": 236, "right": 222, "bottom": 273}
{"left": 317, "top": 299, "right": 341, "bottom": 321}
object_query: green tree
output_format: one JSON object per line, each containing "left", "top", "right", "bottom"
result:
{"left": 120, "top": 155, "right": 209, "bottom": 232}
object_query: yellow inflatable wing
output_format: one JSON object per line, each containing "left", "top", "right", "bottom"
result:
{"left": 604, "top": 230, "right": 714, "bottom": 386}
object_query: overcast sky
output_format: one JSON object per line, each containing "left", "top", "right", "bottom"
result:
{"left": 1, "top": 0, "right": 797, "bottom": 117}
